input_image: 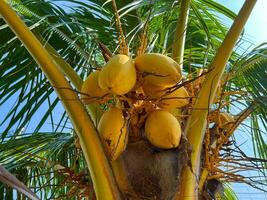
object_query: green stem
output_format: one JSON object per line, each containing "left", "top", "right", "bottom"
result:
{"left": 175, "top": 1, "right": 257, "bottom": 199}
{"left": 0, "top": 1, "right": 121, "bottom": 199}
{"left": 172, "top": 0, "right": 191, "bottom": 70}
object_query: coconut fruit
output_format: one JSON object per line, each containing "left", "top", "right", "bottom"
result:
{"left": 145, "top": 110, "right": 181, "bottom": 149}
{"left": 218, "top": 112, "right": 234, "bottom": 127}
{"left": 81, "top": 71, "right": 109, "bottom": 104}
{"left": 209, "top": 112, "right": 234, "bottom": 127}
{"left": 158, "top": 87, "right": 190, "bottom": 109}
{"left": 168, "top": 108, "right": 182, "bottom": 122}
{"left": 142, "top": 81, "right": 167, "bottom": 99}
{"left": 98, "top": 54, "right": 136, "bottom": 95}
{"left": 98, "top": 107, "right": 128, "bottom": 160}
{"left": 135, "top": 53, "right": 182, "bottom": 87}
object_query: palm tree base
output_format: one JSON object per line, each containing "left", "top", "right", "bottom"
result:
{"left": 119, "top": 139, "right": 188, "bottom": 200}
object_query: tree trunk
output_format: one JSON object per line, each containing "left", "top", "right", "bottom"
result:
{"left": 115, "top": 137, "right": 189, "bottom": 200}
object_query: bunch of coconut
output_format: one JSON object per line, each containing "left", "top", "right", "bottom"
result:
{"left": 80, "top": 53, "right": 190, "bottom": 161}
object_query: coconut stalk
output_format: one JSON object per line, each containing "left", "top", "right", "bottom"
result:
{"left": 172, "top": 0, "right": 191, "bottom": 69}
{"left": 175, "top": 0, "right": 257, "bottom": 199}
{"left": 0, "top": 1, "right": 121, "bottom": 199}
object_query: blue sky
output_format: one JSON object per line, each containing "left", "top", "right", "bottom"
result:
{"left": 217, "top": 0, "right": 267, "bottom": 46}
{"left": 217, "top": 1, "right": 267, "bottom": 198}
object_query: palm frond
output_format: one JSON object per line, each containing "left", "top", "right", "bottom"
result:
{"left": 0, "top": 131, "right": 90, "bottom": 199}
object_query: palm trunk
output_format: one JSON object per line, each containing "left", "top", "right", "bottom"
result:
{"left": 116, "top": 140, "right": 185, "bottom": 199}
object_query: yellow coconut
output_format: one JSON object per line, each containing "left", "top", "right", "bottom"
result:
{"left": 98, "top": 54, "right": 136, "bottom": 95}
{"left": 209, "top": 112, "right": 234, "bottom": 128}
{"left": 142, "top": 81, "right": 167, "bottom": 98}
{"left": 219, "top": 112, "right": 234, "bottom": 127}
{"left": 81, "top": 71, "right": 109, "bottom": 104}
{"left": 98, "top": 107, "right": 128, "bottom": 160}
{"left": 168, "top": 108, "right": 182, "bottom": 122}
{"left": 135, "top": 53, "right": 182, "bottom": 87}
{"left": 145, "top": 110, "right": 181, "bottom": 149}
{"left": 158, "top": 87, "right": 190, "bottom": 109}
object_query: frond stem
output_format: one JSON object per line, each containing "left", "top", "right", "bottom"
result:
{"left": 175, "top": 1, "right": 257, "bottom": 199}
{"left": 172, "top": 0, "right": 191, "bottom": 70}
{"left": 0, "top": 1, "right": 121, "bottom": 199}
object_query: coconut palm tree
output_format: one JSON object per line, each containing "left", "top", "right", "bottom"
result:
{"left": 0, "top": 0, "right": 266, "bottom": 199}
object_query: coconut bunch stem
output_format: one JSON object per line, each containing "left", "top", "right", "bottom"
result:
{"left": 111, "top": 0, "right": 128, "bottom": 55}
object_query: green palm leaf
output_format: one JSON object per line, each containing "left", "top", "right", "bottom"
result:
{"left": 0, "top": 0, "right": 266, "bottom": 199}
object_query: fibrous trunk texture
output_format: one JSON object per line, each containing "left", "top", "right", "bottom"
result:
{"left": 117, "top": 139, "right": 189, "bottom": 200}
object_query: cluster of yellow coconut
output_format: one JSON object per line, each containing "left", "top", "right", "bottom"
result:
{"left": 81, "top": 54, "right": 190, "bottom": 160}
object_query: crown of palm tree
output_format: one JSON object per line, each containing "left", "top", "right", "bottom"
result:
{"left": 0, "top": 0, "right": 266, "bottom": 199}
